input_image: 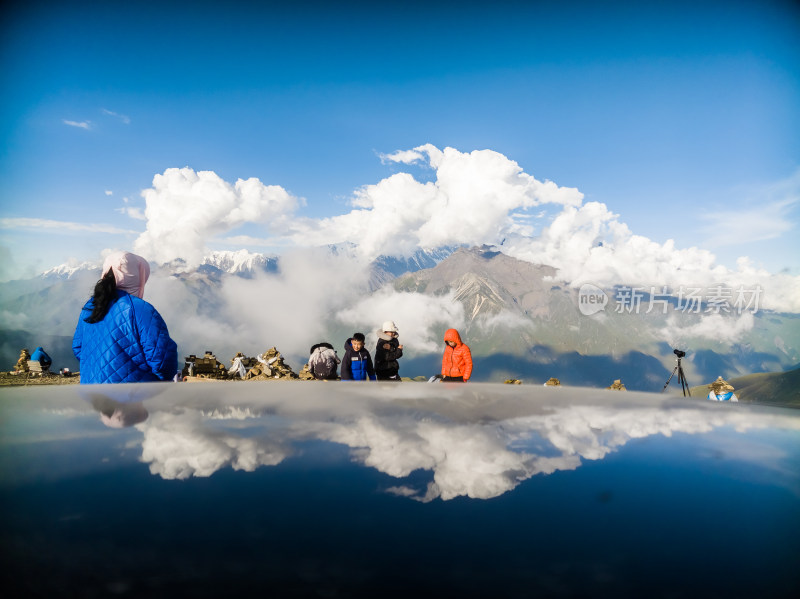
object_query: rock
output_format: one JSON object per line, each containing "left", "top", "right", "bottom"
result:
{"left": 245, "top": 347, "right": 299, "bottom": 381}
{"left": 297, "top": 364, "right": 316, "bottom": 381}
{"left": 709, "top": 376, "right": 734, "bottom": 393}
{"left": 183, "top": 351, "right": 228, "bottom": 379}
{"left": 13, "top": 349, "right": 31, "bottom": 373}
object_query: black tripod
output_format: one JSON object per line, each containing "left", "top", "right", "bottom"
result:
{"left": 662, "top": 349, "right": 691, "bottom": 397}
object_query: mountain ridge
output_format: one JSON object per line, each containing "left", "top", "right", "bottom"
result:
{"left": 2, "top": 245, "right": 798, "bottom": 394}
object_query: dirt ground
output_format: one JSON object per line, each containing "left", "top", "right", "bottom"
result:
{"left": 0, "top": 372, "right": 81, "bottom": 386}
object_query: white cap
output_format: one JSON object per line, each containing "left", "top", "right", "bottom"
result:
{"left": 382, "top": 320, "right": 399, "bottom": 333}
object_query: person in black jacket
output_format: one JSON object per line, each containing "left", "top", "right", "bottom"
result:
{"left": 374, "top": 320, "right": 403, "bottom": 381}
{"left": 341, "top": 333, "right": 376, "bottom": 381}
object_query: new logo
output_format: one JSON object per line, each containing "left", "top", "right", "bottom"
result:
{"left": 578, "top": 284, "right": 608, "bottom": 315}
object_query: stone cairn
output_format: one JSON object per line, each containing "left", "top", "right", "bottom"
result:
{"left": 709, "top": 376, "right": 734, "bottom": 395}
{"left": 228, "top": 352, "right": 259, "bottom": 379}
{"left": 13, "top": 349, "right": 31, "bottom": 373}
{"left": 297, "top": 363, "right": 316, "bottom": 381}
{"left": 245, "top": 347, "right": 300, "bottom": 381}
{"left": 183, "top": 351, "right": 228, "bottom": 379}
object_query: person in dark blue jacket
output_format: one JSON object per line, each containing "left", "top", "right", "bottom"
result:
{"left": 340, "top": 333, "right": 376, "bottom": 381}
{"left": 73, "top": 251, "right": 177, "bottom": 384}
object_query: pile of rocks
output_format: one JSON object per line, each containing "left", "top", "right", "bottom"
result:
{"left": 606, "top": 379, "right": 627, "bottom": 391}
{"left": 245, "top": 347, "right": 300, "bottom": 381}
{"left": 13, "top": 349, "right": 31, "bottom": 373}
{"left": 183, "top": 351, "right": 228, "bottom": 379}
{"left": 297, "top": 363, "right": 316, "bottom": 381}
{"left": 709, "top": 376, "right": 734, "bottom": 395}
{"left": 228, "top": 352, "right": 260, "bottom": 379}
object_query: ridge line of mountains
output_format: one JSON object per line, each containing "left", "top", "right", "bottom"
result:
{"left": 2, "top": 245, "right": 798, "bottom": 406}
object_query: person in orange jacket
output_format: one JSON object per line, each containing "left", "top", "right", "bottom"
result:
{"left": 441, "top": 328, "right": 473, "bottom": 382}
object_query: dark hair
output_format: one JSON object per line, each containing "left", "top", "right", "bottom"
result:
{"left": 85, "top": 269, "right": 118, "bottom": 323}
{"left": 352, "top": 333, "right": 365, "bottom": 342}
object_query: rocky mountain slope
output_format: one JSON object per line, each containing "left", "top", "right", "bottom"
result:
{"left": 392, "top": 247, "right": 800, "bottom": 391}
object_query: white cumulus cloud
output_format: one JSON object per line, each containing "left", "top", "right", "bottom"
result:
{"left": 501, "top": 201, "right": 800, "bottom": 313}
{"left": 336, "top": 286, "right": 466, "bottom": 354}
{"left": 133, "top": 168, "right": 302, "bottom": 269}
{"left": 291, "top": 144, "right": 584, "bottom": 260}
{"left": 114, "top": 145, "right": 800, "bottom": 314}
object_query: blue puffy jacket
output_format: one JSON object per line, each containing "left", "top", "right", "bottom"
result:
{"left": 340, "top": 338, "right": 376, "bottom": 381}
{"left": 30, "top": 347, "right": 52, "bottom": 367}
{"left": 73, "top": 290, "right": 178, "bottom": 384}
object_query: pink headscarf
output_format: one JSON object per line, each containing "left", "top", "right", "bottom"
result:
{"left": 102, "top": 251, "right": 151, "bottom": 299}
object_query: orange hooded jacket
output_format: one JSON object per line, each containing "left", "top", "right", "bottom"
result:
{"left": 441, "top": 328, "right": 473, "bottom": 381}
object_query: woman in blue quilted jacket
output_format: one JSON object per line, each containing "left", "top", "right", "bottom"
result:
{"left": 73, "top": 251, "right": 177, "bottom": 384}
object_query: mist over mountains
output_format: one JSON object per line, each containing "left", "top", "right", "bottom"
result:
{"left": 1, "top": 245, "right": 797, "bottom": 393}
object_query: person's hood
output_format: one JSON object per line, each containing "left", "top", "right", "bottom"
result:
{"left": 443, "top": 329, "right": 463, "bottom": 346}
{"left": 312, "top": 345, "right": 337, "bottom": 357}
{"left": 103, "top": 251, "right": 150, "bottom": 299}
{"left": 310, "top": 342, "right": 334, "bottom": 354}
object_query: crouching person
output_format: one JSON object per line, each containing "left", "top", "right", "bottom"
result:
{"left": 341, "top": 333, "right": 376, "bottom": 381}
{"left": 308, "top": 342, "right": 341, "bottom": 380}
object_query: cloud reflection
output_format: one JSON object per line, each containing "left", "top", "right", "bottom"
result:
{"left": 128, "top": 384, "right": 800, "bottom": 501}
{"left": 138, "top": 410, "right": 289, "bottom": 480}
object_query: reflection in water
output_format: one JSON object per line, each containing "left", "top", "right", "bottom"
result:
{"left": 82, "top": 385, "right": 165, "bottom": 428}
{"left": 3, "top": 383, "right": 798, "bottom": 599}
{"left": 138, "top": 410, "right": 289, "bottom": 479}
{"left": 126, "top": 385, "right": 800, "bottom": 501}
{"left": 90, "top": 396, "right": 148, "bottom": 428}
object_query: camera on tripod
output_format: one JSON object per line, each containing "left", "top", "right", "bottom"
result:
{"left": 663, "top": 348, "right": 690, "bottom": 396}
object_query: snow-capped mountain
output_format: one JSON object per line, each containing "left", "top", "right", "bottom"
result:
{"left": 41, "top": 261, "right": 100, "bottom": 280}
{"left": 374, "top": 246, "right": 458, "bottom": 278}
{"left": 201, "top": 250, "right": 279, "bottom": 276}
{"left": 38, "top": 245, "right": 456, "bottom": 282}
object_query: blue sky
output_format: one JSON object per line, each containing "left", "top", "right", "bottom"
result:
{"left": 1, "top": 0, "right": 799, "bottom": 282}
